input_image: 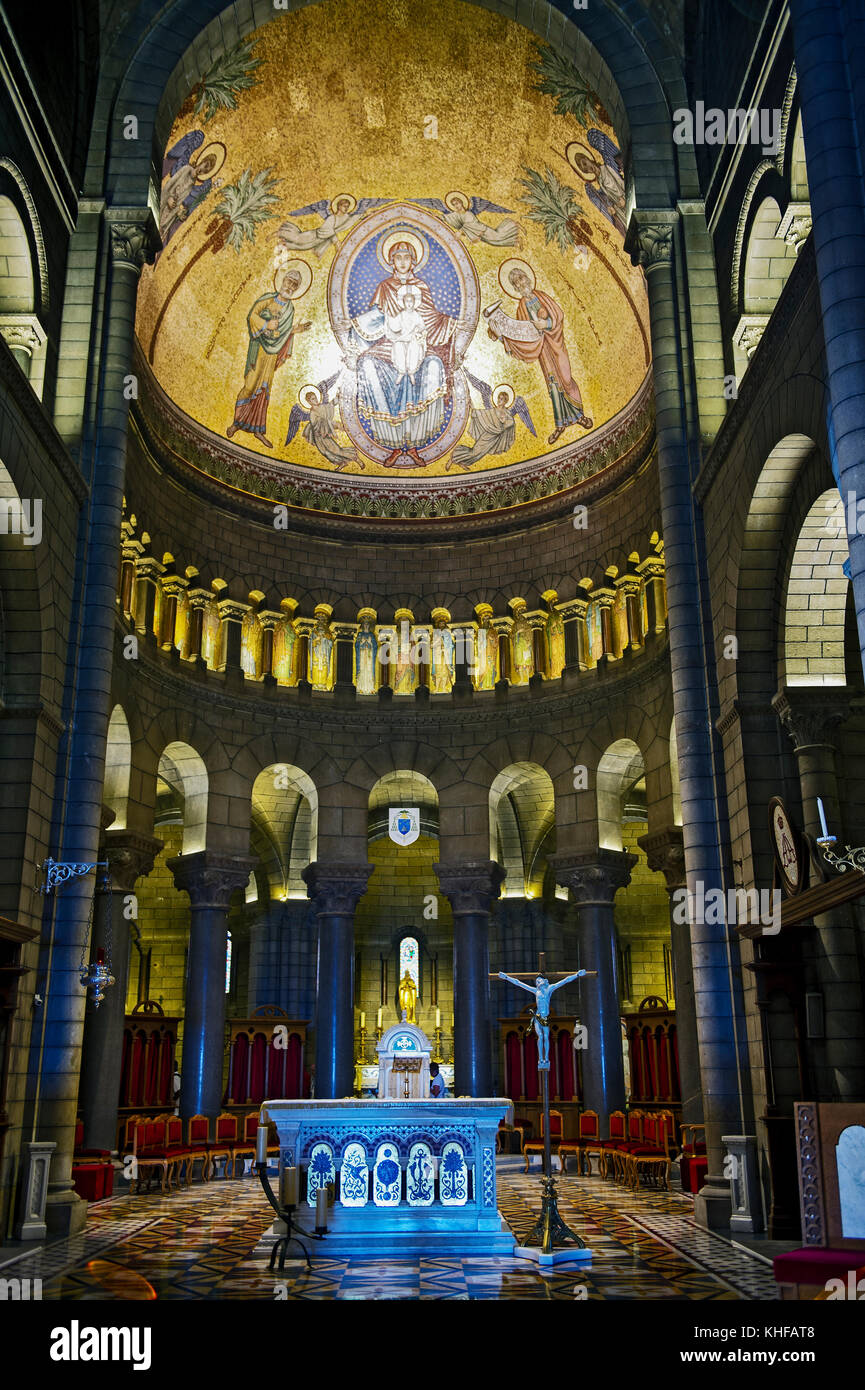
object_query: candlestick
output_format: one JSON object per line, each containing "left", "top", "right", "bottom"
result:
{"left": 360, "top": 1010, "right": 365, "bottom": 1030}
{"left": 377, "top": 1006, "right": 383, "bottom": 1029}
{"left": 256, "top": 1123, "right": 269, "bottom": 1164}
{"left": 435, "top": 1007, "right": 441, "bottom": 1029}
{"left": 816, "top": 797, "right": 836, "bottom": 844}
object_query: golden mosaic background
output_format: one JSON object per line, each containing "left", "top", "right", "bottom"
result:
{"left": 135, "top": 0, "right": 650, "bottom": 481}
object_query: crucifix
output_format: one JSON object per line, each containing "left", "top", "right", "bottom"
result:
{"left": 491, "top": 952, "right": 597, "bottom": 1255}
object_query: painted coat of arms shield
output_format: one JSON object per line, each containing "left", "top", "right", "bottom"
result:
{"left": 389, "top": 806, "right": 420, "bottom": 846}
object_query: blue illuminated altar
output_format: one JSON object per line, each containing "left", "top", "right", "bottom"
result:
{"left": 263, "top": 1099, "right": 515, "bottom": 1256}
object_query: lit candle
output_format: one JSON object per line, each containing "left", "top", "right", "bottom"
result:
{"left": 256, "top": 1123, "right": 268, "bottom": 1164}
{"left": 817, "top": 797, "right": 830, "bottom": 840}
{"left": 377, "top": 1006, "right": 383, "bottom": 1028}
{"left": 360, "top": 1011, "right": 365, "bottom": 1030}
{"left": 435, "top": 1007, "right": 441, "bottom": 1029}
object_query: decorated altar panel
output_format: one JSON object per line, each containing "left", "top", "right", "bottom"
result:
{"left": 262, "top": 1099, "right": 515, "bottom": 1256}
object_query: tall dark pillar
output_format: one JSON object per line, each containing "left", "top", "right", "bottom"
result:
{"left": 79, "top": 831, "right": 162, "bottom": 1151}
{"left": 550, "top": 851, "right": 634, "bottom": 1132}
{"left": 626, "top": 213, "right": 747, "bottom": 1227}
{"left": 789, "top": 0, "right": 865, "bottom": 676}
{"left": 27, "top": 211, "right": 158, "bottom": 1236}
{"left": 303, "top": 862, "right": 374, "bottom": 1098}
{"left": 434, "top": 861, "right": 505, "bottom": 1097}
{"left": 638, "top": 827, "right": 704, "bottom": 1125}
{"left": 168, "top": 852, "right": 255, "bottom": 1119}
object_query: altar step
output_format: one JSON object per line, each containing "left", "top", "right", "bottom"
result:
{"left": 254, "top": 1211, "right": 517, "bottom": 1258}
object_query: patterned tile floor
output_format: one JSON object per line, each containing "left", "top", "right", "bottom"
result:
{"left": 0, "top": 1161, "right": 779, "bottom": 1301}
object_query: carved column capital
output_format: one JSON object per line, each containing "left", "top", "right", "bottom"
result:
{"left": 434, "top": 860, "right": 505, "bottom": 914}
{"left": 302, "top": 861, "right": 374, "bottom": 915}
{"left": 637, "top": 826, "right": 685, "bottom": 891}
{"left": 100, "top": 830, "right": 164, "bottom": 891}
{"left": 772, "top": 686, "right": 851, "bottom": 751}
{"left": 549, "top": 848, "right": 636, "bottom": 903}
{"left": 626, "top": 210, "right": 677, "bottom": 273}
{"left": 167, "top": 851, "right": 257, "bottom": 909}
{"left": 106, "top": 208, "right": 159, "bottom": 273}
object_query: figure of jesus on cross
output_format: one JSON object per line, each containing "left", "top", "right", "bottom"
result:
{"left": 490, "top": 952, "right": 597, "bottom": 1259}
{"left": 497, "top": 964, "right": 589, "bottom": 1069}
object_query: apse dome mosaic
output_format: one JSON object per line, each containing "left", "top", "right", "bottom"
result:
{"left": 135, "top": 0, "right": 652, "bottom": 520}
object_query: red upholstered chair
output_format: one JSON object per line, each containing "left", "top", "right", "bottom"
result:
{"left": 71, "top": 1117, "right": 115, "bottom": 1201}
{"left": 559, "top": 1109, "right": 599, "bottom": 1174}
{"left": 522, "top": 1109, "right": 563, "bottom": 1170}
{"left": 775, "top": 1250, "right": 865, "bottom": 1301}
{"left": 130, "top": 1118, "right": 173, "bottom": 1195}
{"left": 232, "top": 1111, "right": 279, "bottom": 1176}
{"left": 163, "top": 1116, "right": 193, "bottom": 1188}
{"left": 679, "top": 1122, "right": 707, "bottom": 1194}
{"left": 185, "top": 1114, "right": 213, "bottom": 1181}
{"left": 594, "top": 1110, "right": 629, "bottom": 1178}
{"left": 623, "top": 1112, "right": 673, "bottom": 1189}
{"left": 208, "top": 1112, "right": 239, "bottom": 1178}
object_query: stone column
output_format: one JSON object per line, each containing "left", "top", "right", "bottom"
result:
{"left": 27, "top": 211, "right": 158, "bottom": 1236}
{"left": 79, "top": 832, "right": 162, "bottom": 1151}
{"left": 492, "top": 617, "right": 512, "bottom": 691}
{"left": 159, "top": 574, "right": 186, "bottom": 652}
{"left": 185, "top": 588, "right": 209, "bottom": 667}
{"left": 560, "top": 596, "right": 589, "bottom": 676}
{"left": 789, "top": 0, "right": 865, "bottom": 676}
{"left": 434, "top": 861, "right": 505, "bottom": 1097}
{"left": 593, "top": 586, "right": 617, "bottom": 660}
{"left": 773, "top": 687, "right": 865, "bottom": 1099}
{"left": 167, "top": 852, "right": 256, "bottom": 1118}
{"left": 333, "top": 623, "right": 357, "bottom": 698}
{"left": 638, "top": 827, "right": 703, "bottom": 1124}
{"left": 626, "top": 211, "right": 745, "bottom": 1227}
{"left": 133, "top": 554, "right": 162, "bottom": 642}
{"left": 217, "top": 599, "right": 246, "bottom": 678}
{"left": 302, "top": 862, "right": 374, "bottom": 1098}
{"left": 550, "top": 850, "right": 634, "bottom": 1131}
{"left": 616, "top": 574, "right": 644, "bottom": 651}
{"left": 637, "top": 555, "right": 667, "bottom": 634}
{"left": 258, "top": 610, "right": 281, "bottom": 684}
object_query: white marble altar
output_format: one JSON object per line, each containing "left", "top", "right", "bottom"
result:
{"left": 262, "top": 1098, "right": 515, "bottom": 1255}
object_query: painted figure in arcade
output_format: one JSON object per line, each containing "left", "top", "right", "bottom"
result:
{"left": 309, "top": 606, "right": 334, "bottom": 689}
{"left": 226, "top": 265, "right": 311, "bottom": 448}
{"left": 354, "top": 611, "right": 379, "bottom": 695}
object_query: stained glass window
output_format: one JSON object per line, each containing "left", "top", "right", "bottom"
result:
{"left": 400, "top": 936, "right": 419, "bottom": 991}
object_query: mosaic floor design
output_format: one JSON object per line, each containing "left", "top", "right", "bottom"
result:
{"left": 0, "top": 1164, "right": 779, "bottom": 1301}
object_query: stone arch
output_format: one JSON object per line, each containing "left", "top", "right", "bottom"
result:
{"left": 734, "top": 433, "right": 820, "bottom": 703}
{"left": 98, "top": 0, "right": 684, "bottom": 218}
{"left": 0, "top": 176, "right": 48, "bottom": 396}
{"left": 596, "top": 738, "right": 644, "bottom": 851}
{"left": 251, "top": 762, "right": 318, "bottom": 900}
{"left": 156, "top": 740, "right": 209, "bottom": 853}
{"left": 104, "top": 704, "right": 132, "bottom": 829}
{"left": 783, "top": 489, "right": 849, "bottom": 687}
{"left": 788, "top": 110, "right": 809, "bottom": 202}
{"left": 489, "top": 762, "right": 555, "bottom": 899}
{"left": 743, "top": 195, "right": 799, "bottom": 315}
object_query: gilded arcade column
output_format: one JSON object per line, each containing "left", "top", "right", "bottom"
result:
{"left": 79, "top": 831, "right": 163, "bottom": 1152}
{"left": 638, "top": 827, "right": 704, "bottom": 1124}
{"left": 302, "top": 862, "right": 374, "bottom": 1098}
{"left": 550, "top": 850, "right": 634, "bottom": 1130}
{"left": 168, "top": 852, "right": 256, "bottom": 1119}
{"left": 773, "top": 687, "right": 865, "bottom": 1099}
{"left": 434, "top": 861, "right": 505, "bottom": 1097}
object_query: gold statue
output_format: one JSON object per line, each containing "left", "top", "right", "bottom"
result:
{"left": 398, "top": 970, "right": 417, "bottom": 1023}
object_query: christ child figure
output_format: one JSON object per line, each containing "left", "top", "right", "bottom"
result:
{"left": 386, "top": 284, "right": 427, "bottom": 378}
